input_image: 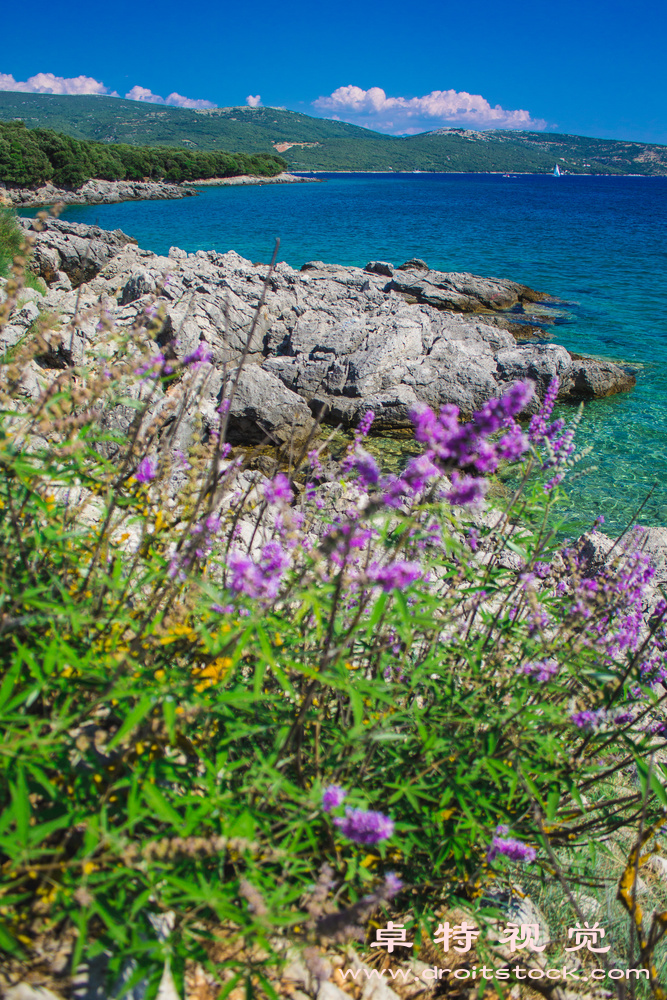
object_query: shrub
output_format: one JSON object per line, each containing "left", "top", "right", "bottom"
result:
{"left": 0, "top": 242, "right": 665, "bottom": 993}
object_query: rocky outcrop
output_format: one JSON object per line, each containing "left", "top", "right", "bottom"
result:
{"left": 199, "top": 365, "right": 316, "bottom": 448}
{"left": 20, "top": 217, "right": 137, "bottom": 287}
{"left": 376, "top": 259, "right": 547, "bottom": 313}
{"left": 1, "top": 178, "right": 197, "bottom": 208}
{"left": 8, "top": 220, "right": 637, "bottom": 444}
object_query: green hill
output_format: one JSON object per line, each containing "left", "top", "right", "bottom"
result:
{"left": 1, "top": 91, "right": 666, "bottom": 175}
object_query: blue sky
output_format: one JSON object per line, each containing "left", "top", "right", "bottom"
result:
{"left": 2, "top": 0, "right": 666, "bottom": 143}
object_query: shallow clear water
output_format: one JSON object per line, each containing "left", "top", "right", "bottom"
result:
{"left": 22, "top": 172, "right": 667, "bottom": 534}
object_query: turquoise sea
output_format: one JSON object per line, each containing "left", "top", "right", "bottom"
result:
{"left": 23, "top": 172, "right": 667, "bottom": 535}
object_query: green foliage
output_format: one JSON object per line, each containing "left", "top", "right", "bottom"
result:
{"left": 0, "top": 120, "right": 287, "bottom": 188}
{"left": 0, "top": 207, "right": 26, "bottom": 276}
{"left": 0, "top": 256, "right": 665, "bottom": 990}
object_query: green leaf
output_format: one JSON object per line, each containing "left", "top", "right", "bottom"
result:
{"left": 142, "top": 783, "right": 185, "bottom": 830}
{"left": 0, "top": 919, "right": 26, "bottom": 958}
{"left": 108, "top": 696, "right": 153, "bottom": 750}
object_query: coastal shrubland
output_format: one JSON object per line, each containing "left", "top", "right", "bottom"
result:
{"left": 0, "top": 120, "right": 287, "bottom": 188}
{"left": 1, "top": 221, "right": 667, "bottom": 998}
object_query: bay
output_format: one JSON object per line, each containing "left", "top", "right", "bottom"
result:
{"left": 25, "top": 172, "right": 667, "bottom": 535}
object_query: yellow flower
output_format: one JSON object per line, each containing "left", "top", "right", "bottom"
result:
{"left": 82, "top": 862, "right": 96, "bottom": 876}
{"left": 193, "top": 657, "right": 233, "bottom": 691}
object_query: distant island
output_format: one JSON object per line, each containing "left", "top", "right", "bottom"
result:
{"left": 1, "top": 91, "right": 667, "bottom": 175}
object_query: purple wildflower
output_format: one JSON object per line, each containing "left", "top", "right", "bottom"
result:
{"left": 357, "top": 411, "right": 375, "bottom": 438}
{"left": 401, "top": 454, "right": 440, "bottom": 494}
{"left": 446, "top": 473, "right": 488, "bottom": 508}
{"left": 334, "top": 808, "right": 395, "bottom": 845}
{"left": 529, "top": 377, "right": 560, "bottom": 443}
{"left": 487, "top": 827, "right": 536, "bottom": 864}
{"left": 308, "top": 448, "right": 324, "bottom": 478}
{"left": 571, "top": 709, "right": 605, "bottom": 731}
{"left": 613, "top": 710, "right": 634, "bottom": 726}
{"left": 227, "top": 541, "right": 290, "bottom": 601}
{"left": 353, "top": 448, "right": 381, "bottom": 487}
{"left": 383, "top": 873, "right": 403, "bottom": 897}
{"left": 497, "top": 423, "right": 529, "bottom": 462}
{"left": 522, "top": 658, "right": 559, "bottom": 683}
{"left": 322, "top": 785, "right": 347, "bottom": 812}
{"left": 264, "top": 473, "right": 292, "bottom": 505}
{"left": 183, "top": 341, "right": 213, "bottom": 368}
{"left": 380, "top": 476, "right": 409, "bottom": 509}
{"left": 367, "top": 560, "right": 422, "bottom": 592}
{"left": 135, "top": 456, "right": 157, "bottom": 484}
{"left": 134, "top": 351, "right": 172, "bottom": 380}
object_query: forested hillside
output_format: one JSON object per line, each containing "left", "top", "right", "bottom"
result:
{"left": 1, "top": 92, "right": 667, "bottom": 174}
{"left": 0, "top": 119, "right": 286, "bottom": 187}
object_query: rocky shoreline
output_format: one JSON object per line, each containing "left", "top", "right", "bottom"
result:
{"left": 0, "top": 172, "right": 313, "bottom": 208}
{"left": 0, "top": 178, "right": 198, "bottom": 208}
{"left": 5, "top": 217, "right": 636, "bottom": 447}
{"left": 190, "top": 172, "right": 320, "bottom": 186}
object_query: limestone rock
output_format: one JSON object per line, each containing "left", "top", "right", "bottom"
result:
{"left": 12, "top": 221, "right": 638, "bottom": 439}
{"left": 561, "top": 357, "right": 637, "bottom": 400}
{"left": 389, "top": 265, "right": 546, "bottom": 313}
{"left": 200, "top": 364, "right": 316, "bottom": 448}
{"left": 3, "top": 178, "right": 196, "bottom": 208}
{"left": 20, "top": 218, "right": 136, "bottom": 287}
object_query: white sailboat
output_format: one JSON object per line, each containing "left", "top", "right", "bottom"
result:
{"left": 553, "top": 163, "right": 561, "bottom": 177}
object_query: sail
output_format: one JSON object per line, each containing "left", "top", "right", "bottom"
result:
{"left": 553, "top": 163, "right": 561, "bottom": 176}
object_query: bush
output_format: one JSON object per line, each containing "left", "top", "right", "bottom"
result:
{"left": 0, "top": 249, "right": 666, "bottom": 994}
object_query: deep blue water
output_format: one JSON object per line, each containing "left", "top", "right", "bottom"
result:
{"left": 22, "top": 173, "right": 667, "bottom": 534}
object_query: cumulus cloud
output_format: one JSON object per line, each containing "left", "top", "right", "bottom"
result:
{"left": 124, "top": 84, "right": 162, "bottom": 103}
{"left": 313, "top": 85, "right": 546, "bottom": 133}
{"left": 0, "top": 71, "right": 214, "bottom": 109}
{"left": 124, "top": 85, "right": 214, "bottom": 109}
{"left": 165, "top": 91, "right": 215, "bottom": 109}
{"left": 0, "top": 71, "right": 109, "bottom": 96}
{"left": 246, "top": 94, "right": 261, "bottom": 108}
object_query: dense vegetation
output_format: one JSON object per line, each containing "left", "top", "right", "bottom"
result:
{"left": 1, "top": 216, "right": 667, "bottom": 996}
{"left": 1, "top": 92, "right": 667, "bottom": 174}
{"left": 0, "top": 120, "right": 286, "bottom": 188}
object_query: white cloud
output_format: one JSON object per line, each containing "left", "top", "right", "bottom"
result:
{"left": 313, "top": 85, "right": 546, "bottom": 133}
{"left": 165, "top": 91, "right": 215, "bottom": 110}
{"left": 0, "top": 71, "right": 108, "bottom": 96}
{"left": 123, "top": 85, "right": 213, "bottom": 109}
{"left": 0, "top": 72, "right": 214, "bottom": 109}
{"left": 246, "top": 94, "right": 261, "bottom": 108}
{"left": 124, "top": 84, "right": 162, "bottom": 103}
